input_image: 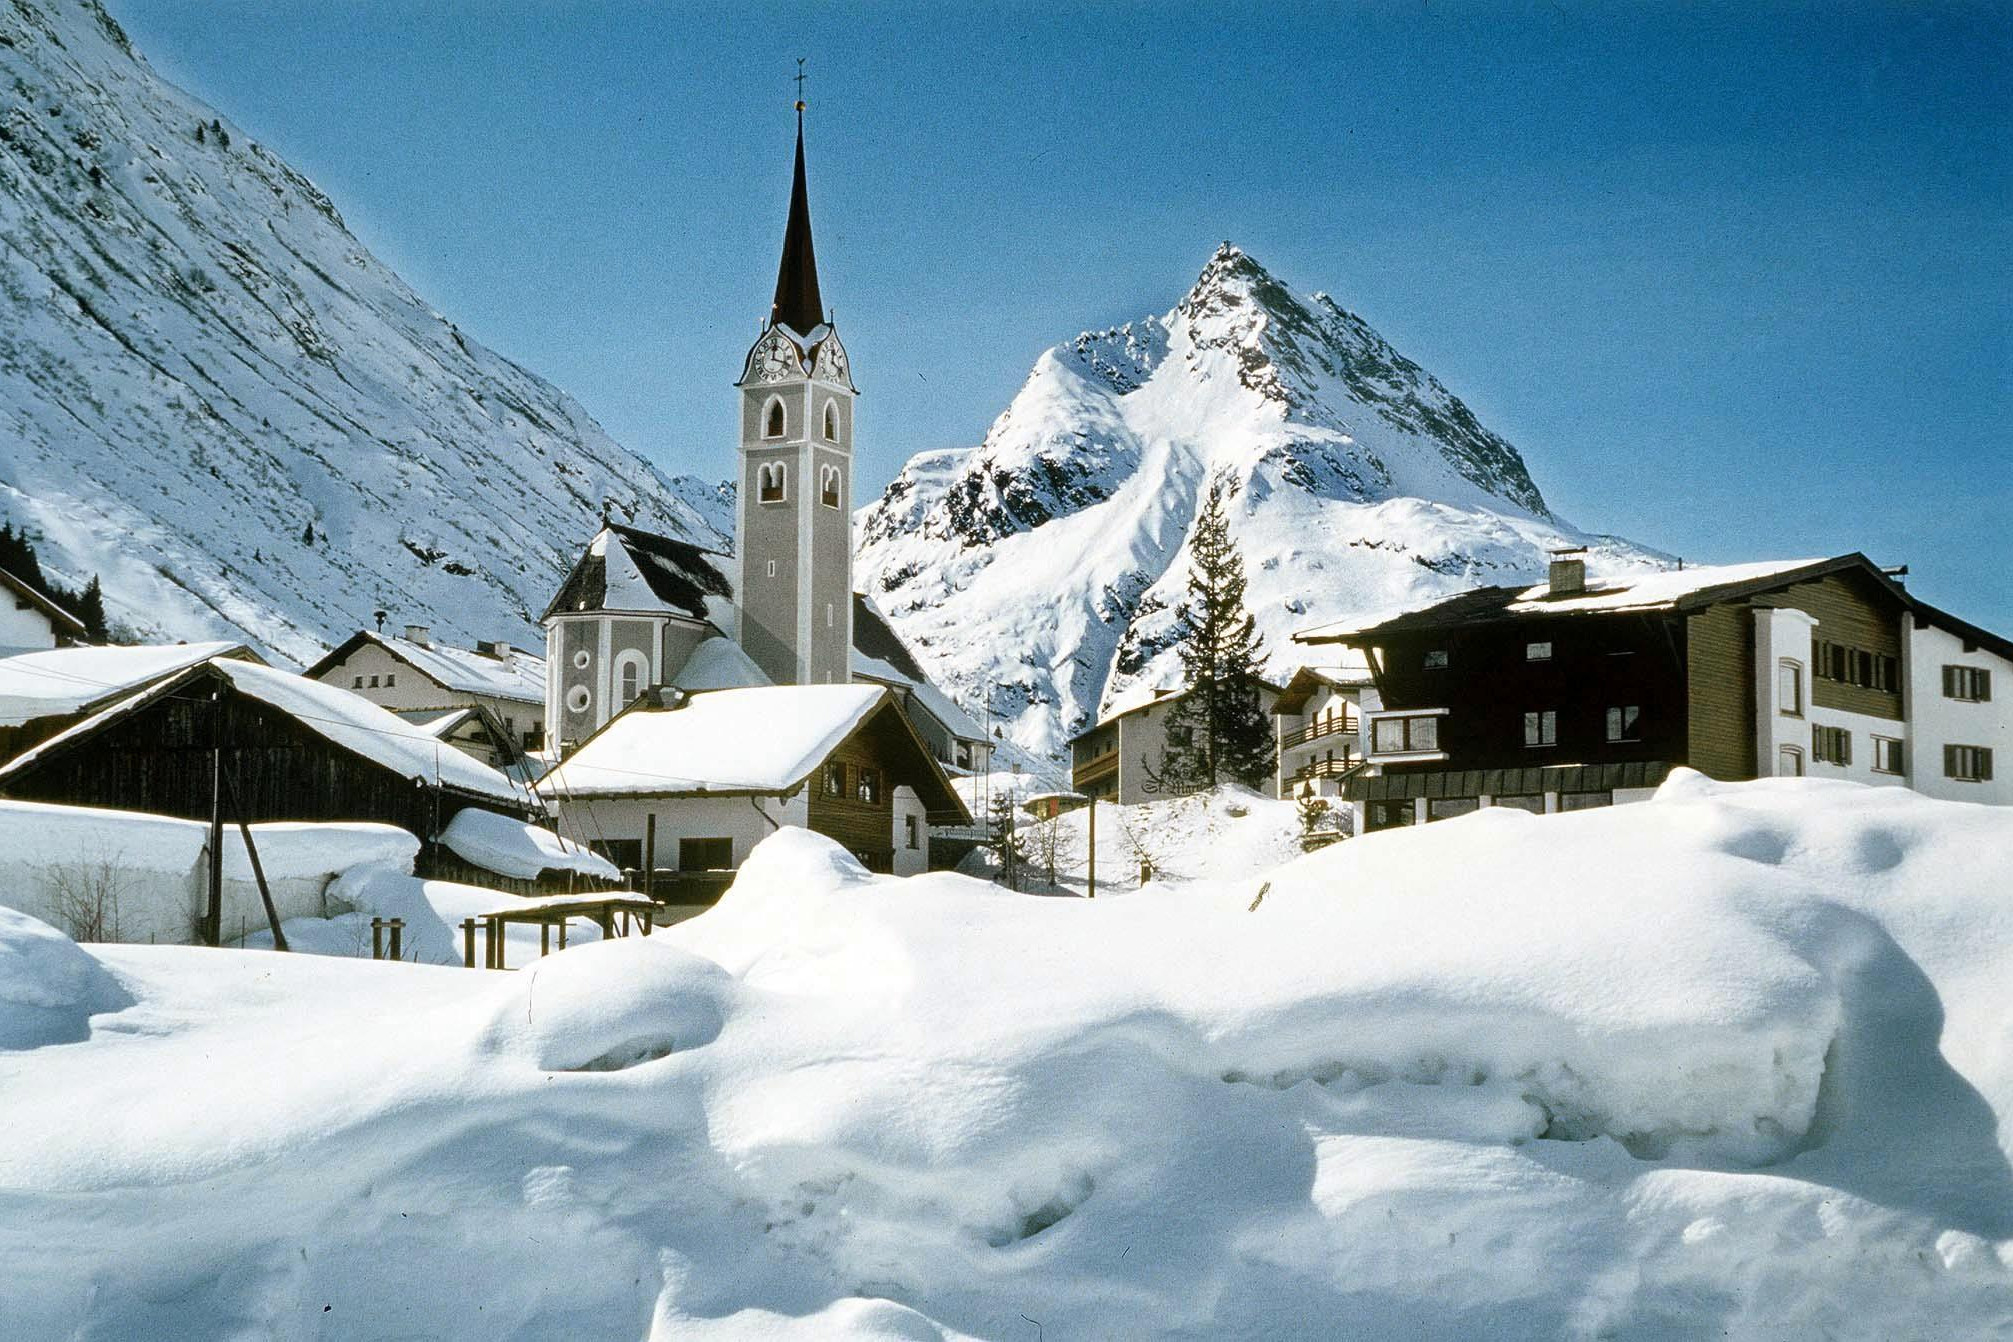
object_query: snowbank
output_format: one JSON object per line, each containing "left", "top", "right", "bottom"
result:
{"left": 0, "top": 775, "right": 2008, "bottom": 1339}
{"left": 0, "top": 907, "right": 128, "bottom": 1049}
{"left": 0, "top": 799, "right": 418, "bottom": 945}
{"left": 437, "top": 808, "right": 620, "bottom": 881}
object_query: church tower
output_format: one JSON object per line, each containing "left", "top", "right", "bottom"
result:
{"left": 734, "top": 99, "right": 857, "bottom": 686}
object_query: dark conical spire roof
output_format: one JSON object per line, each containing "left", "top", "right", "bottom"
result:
{"left": 770, "top": 105, "right": 824, "bottom": 335}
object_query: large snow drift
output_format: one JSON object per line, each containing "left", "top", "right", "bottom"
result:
{"left": 0, "top": 774, "right": 2008, "bottom": 1339}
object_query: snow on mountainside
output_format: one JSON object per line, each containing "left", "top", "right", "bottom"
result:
{"left": 0, "top": 1, "right": 729, "bottom": 665}
{"left": 857, "top": 244, "right": 1666, "bottom": 760}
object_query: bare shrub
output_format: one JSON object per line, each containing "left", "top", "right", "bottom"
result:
{"left": 45, "top": 851, "right": 132, "bottom": 943}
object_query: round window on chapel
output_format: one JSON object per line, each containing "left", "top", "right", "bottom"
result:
{"left": 565, "top": 685, "right": 590, "bottom": 713}
{"left": 571, "top": 649, "right": 590, "bottom": 670}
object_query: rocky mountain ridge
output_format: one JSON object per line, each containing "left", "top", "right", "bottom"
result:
{"left": 855, "top": 243, "right": 1665, "bottom": 761}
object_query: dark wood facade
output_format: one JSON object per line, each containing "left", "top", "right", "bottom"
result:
{"left": 805, "top": 705, "right": 939, "bottom": 872}
{"left": 1685, "top": 603, "right": 1753, "bottom": 780}
{"left": 0, "top": 664, "right": 526, "bottom": 834}
{"left": 1366, "top": 612, "right": 1689, "bottom": 775}
{"left": 1331, "top": 557, "right": 1930, "bottom": 812}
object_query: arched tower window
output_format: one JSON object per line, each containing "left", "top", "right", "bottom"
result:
{"left": 758, "top": 461, "right": 787, "bottom": 503}
{"left": 614, "top": 650, "right": 648, "bottom": 708}
{"left": 763, "top": 398, "right": 786, "bottom": 439}
{"left": 822, "top": 400, "right": 839, "bottom": 442}
{"left": 820, "top": 464, "right": 841, "bottom": 509}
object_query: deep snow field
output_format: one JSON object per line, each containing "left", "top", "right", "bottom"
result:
{"left": 2, "top": 772, "right": 2010, "bottom": 1340}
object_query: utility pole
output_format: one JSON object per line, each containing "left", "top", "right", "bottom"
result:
{"left": 643, "top": 813, "right": 657, "bottom": 901}
{"left": 1087, "top": 796, "right": 1096, "bottom": 899}
{"left": 205, "top": 689, "right": 224, "bottom": 946}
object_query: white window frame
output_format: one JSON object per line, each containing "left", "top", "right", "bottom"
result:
{"left": 1779, "top": 660, "right": 1804, "bottom": 717}
{"left": 613, "top": 650, "right": 648, "bottom": 708}
{"left": 1526, "top": 641, "right": 1553, "bottom": 662}
{"left": 757, "top": 461, "right": 787, "bottom": 504}
{"left": 762, "top": 396, "right": 786, "bottom": 440}
{"left": 1778, "top": 745, "right": 1804, "bottom": 777}
{"left": 1871, "top": 735, "right": 1903, "bottom": 775}
{"left": 822, "top": 399, "right": 839, "bottom": 442}
{"left": 820, "top": 464, "right": 842, "bottom": 508}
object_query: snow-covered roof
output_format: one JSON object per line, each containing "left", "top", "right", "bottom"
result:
{"left": 436, "top": 808, "right": 619, "bottom": 881}
{"left": 1295, "top": 557, "right": 1840, "bottom": 643}
{"left": 0, "top": 657, "right": 527, "bottom": 806}
{"left": 0, "top": 568, "right": 83, "bottom": 636}
{"left": 1090, "top": 684, "right": 1182, "bottom": 733}
{"left": 211, "top": 661, "right": 527, "bottom": 803}
{"left": 396, "top": 707, "right": 476, "bottom": 738}
{"left": 674, "top": 634, "right": 772, "bottom": 691}
{"left": 347, "top": 632, "right": 545, "bottom": 704}
{"left": 0, "top": 641, "right": 253, "bottom": 728}
{"left": 542, "top": 524, "right": 733, "bottom": 623}
{"left": 536, "top": 684, "right": 889, "bottom": 799}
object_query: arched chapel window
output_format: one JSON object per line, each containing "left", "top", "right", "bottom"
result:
{"left": 764, "top": 399, "right": 785, "bottom": 439}
{"left": 758, "top": 462, "right": 786, "bottom": 503}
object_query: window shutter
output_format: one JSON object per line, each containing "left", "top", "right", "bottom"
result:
{"left": 1944, "top": 743, "right": 1958, "bottom": 778}
{"left": 1981, "top": 749, "right": 1994, "bottom": 782}
{"left": 1943, "top": 665, "right": 1957, "bottom": 697}
{"left": 1981, "top": 669, "right": 1993, "bottom": 702}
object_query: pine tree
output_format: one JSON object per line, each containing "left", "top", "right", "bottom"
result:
{"left": 1148, "top": 476, "right": 1276, "bottom": 793}
{"left": 76, "top": 576, "right": 107, "bottom": 643}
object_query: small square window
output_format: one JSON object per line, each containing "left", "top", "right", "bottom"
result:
{"left": 1605, "top": 705, "right": 1639, "bottom": 742}
{"left": 368, "top": 675, "right": 380, "bottom": 688}
{"left": 1945, "top": 744, "right": 1993, "bottom": 783}
{"left": 1523, "top": 709, "right": 1557, "bottom": 747}
{"left": 1422, "top": 649, "right": 1449, "bottom": 670}
{"left": 1779, "top": 746, "right": 1804, "bottom": 777}
{"left": 1526, "top": 641, "right": 1552, "bottom": 662}
{"left": 1871, "top": 736, "right": 1903, "bottom": 775}
{"left": 856, "top": 767, "right": 882, "bottom": 804}
{"left": 384, "top": 673, "right": 394, "bottom": 687}
{"left": 352, "top": 675, "right": 362, "bottom": 688}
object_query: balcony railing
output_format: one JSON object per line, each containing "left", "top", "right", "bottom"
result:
{"left": 1281, "top": 718, "right": 1357, "bottom": 749}
{"left": 1290, "top": 757, "right": 1364, "bottom": 781}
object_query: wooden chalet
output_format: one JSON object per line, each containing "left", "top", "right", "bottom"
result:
{"left": 535, "top": 683, "right": 970, "bottom": 910}
{"left": 0, "top": 656, "right": 534, "bottom": 835}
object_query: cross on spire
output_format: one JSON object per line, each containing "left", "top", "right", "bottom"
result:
{"left": 793, "top": 58, "right": 806, "bottom": 112}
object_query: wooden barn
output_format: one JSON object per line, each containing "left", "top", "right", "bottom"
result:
{"left": 0, "top": 655, "right": 534, "bottom": 834}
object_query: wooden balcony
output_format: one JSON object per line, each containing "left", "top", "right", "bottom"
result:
{"left": 1281, "top": 718, "right": 1357, "bottom": 749}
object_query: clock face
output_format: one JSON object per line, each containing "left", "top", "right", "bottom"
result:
{"left": 754, "top": 331, "right": 800, "bottom": 383}
{"left": 813, "top": 336, "right": 850, "bottom": 387}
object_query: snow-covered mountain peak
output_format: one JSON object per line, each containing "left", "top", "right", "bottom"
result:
{"left": 856, "top": 244, "right": 1665, "bottom": 762}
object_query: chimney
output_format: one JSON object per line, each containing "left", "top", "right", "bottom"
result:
{"left": 478, "top": 639, "right": 512, "bottom": 663}
{"left": 404, "top": 624, "right": 431, "bottom": 647}
{"left": 1547, "top": 548, "right": 1587, "bottom": 598}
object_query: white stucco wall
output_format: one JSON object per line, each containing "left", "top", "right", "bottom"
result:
{"left": 0, "top": 598, "right": 58, "bottom": 652}
{"left": 546, "top": 793, "right": 808, "bottom": 872}
{"left": 892, "top": 785, "right": 928, "bottom": 877}
{"left": 1753, "top": 606, "right": 1819, "bottom": 778}
{"left": 1906, "top": 620, "right": 2012, "bottom": 804}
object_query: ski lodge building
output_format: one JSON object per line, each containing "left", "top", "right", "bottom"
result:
{"left": 1294, "top": 551, "right": 2011, "bottom": 832}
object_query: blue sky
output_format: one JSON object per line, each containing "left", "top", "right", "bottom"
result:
{"left": 114, "top": 1, "right": 2011, "bottom": 626}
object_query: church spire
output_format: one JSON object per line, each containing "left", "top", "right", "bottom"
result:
{"left": 769, "top": 90, "right": 824, "bottom": 336}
